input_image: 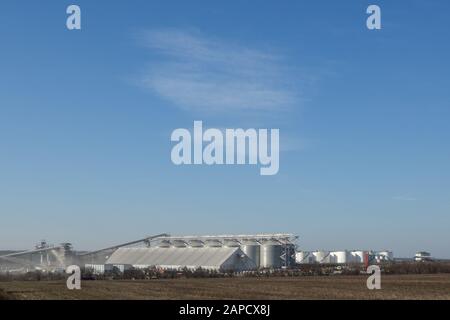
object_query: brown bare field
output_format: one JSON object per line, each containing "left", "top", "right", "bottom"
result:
{"left": 1, "top": 274, "right": 450, "bottom": 300}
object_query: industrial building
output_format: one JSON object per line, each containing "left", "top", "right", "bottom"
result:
{"left": 415, "top": 252, "right": 433, "bottom": 262}
{"left": 0, "top": 241, "right": 73, "bottom": 273}
{"left": 86, "top": 234, "right": 297, "bottom": 273}
{"left": 104, "top": 247, "right": 256, "bottom": 272}
{"left": 0, "top": 234, "right": 401, "bottom": 274}
{"left": 149, "top": 234, "right": 297, "bottom": 270}
{"left": 0, "top": 233, "right": 297, "bottom": 274}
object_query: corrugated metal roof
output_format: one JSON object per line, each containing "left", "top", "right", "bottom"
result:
{"left": 105, "top": 247, "right": 256, "bottom": 271}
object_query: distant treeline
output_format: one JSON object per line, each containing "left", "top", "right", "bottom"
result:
{"left": 1, "top": 262, "right": 450, "bottom": 282}
{"left": 383, "top": 262, "right": 450, "bottom": 275}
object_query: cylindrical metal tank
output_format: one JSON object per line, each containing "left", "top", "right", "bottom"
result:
{"left": 296, "top": 251, "right": 315, "bottom": 264}
{"left": 351, "top": 250, "right": 366, "bottom": 263}
{"left": 331, "top": 250, "right": 350, "bottom": 264}
{"left": 240, "top": 240, "right": 261, "bottom": 268}
{"left": 313, "top": 251, "right": 330, "bottom": 264}
{"left": 260, "top": 240, "right": 282, "bottom": 269}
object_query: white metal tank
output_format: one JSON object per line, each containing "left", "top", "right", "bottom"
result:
{"left": 330, "top": 250, "right": 350, "bottom": 264}
{"left": 295, "top": 251, "right": 315, "bottom": 264}
{"left": 351, "top": 250, "right": 367, "bottom": 263}
{"left": 240, "top": 240, "right": 260, "bottom": 268}
{"left": 313, "top": 251, "right": 330, "bottom": 264}
{"left": 260, "top": 240, "right": 283, "bottom": 269}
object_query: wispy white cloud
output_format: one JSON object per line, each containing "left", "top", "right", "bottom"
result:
{"left": 138, "top": 29, "right": 299, "bottom": 114}
{"left": 392, "top": 196, "right": 417, "bottom": 201}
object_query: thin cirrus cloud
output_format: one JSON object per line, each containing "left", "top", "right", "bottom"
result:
{"left": 138, "top": 29, "right": 300, "bottom": 115}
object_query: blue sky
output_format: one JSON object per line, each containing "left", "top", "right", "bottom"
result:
{"left": 0, "top": 1, "right": 449, "bottom": 258}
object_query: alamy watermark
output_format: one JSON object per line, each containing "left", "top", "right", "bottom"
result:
{"left": 66, "top": 5, "right": 81, "bottom": 30}
{"left": 66, "top": 265, "right": 81, "bottom": 290}
{"left": 367, "top": 5, "right": 382, "bottom": 30}
{"left": 171, "top": 121, "right": 279, "bottom": 176}
{"left": 366, "top": 265, "right": 381, "bottom": 290}
{"left": 65, "top": 4, "right": 380, "bottom": 31}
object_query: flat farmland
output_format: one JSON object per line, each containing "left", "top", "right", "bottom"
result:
{"left": 1, "top": 274, "right": 450, "bottom": 300}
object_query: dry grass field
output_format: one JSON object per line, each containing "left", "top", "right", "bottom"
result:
{"left": 1, "top": 274, "right": 450, "bottom": 300}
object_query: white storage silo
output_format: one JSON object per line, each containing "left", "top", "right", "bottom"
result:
{"left": 260, "top": 240, "right": 282, "bottom": 269}
{"left": 330, "top": 250, "right": 350, "bottom": 264}
{"left": 295, "top": 251, "right": 315, "bottom": 264}
{"left": 351, "top": 250, "right": 367, "bottom": 263}
{"left": 313, "top": 251, "right": 330, "bottom": 264}
{"left": 240, "top": 240, "right": 260, "bottom": 268}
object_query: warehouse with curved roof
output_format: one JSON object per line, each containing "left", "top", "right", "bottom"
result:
{"left": 105, "top": 246, "right": 257, "bottom": 272}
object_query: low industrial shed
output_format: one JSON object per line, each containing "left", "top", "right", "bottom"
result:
{"left": 105, "top": 247, "right": 257, "bottom": 272}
